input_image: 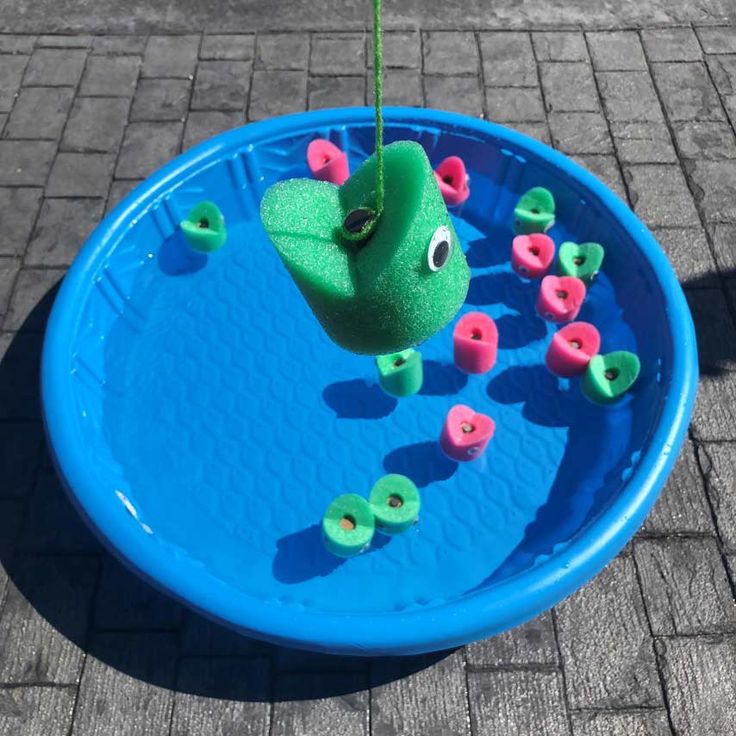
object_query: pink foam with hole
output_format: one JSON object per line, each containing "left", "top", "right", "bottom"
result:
{"left": 536, "top": 275, "right": 586, "bottom": 324}
{"left": 307, "top": 139, "right": 350, "bottom": 185}
{"left": 545, "top": 321, "right": 601, "bottom": 377}
{"left": 439, "top": 404, "right": 495, "bottom": 462}
{"left": 511, "top": 233, "right": 555, "bottom": 279}
{"left": 433, "top": 156, "right": 470, "bottom": 206}
{"left": 453, "top": 312, "right": 498, "bottom": 374}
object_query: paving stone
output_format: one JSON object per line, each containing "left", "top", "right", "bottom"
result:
{"left": 597, "top": 71, "right": 664, "bottom": 122}
{"left": 130, "top": 78, "right": 190, "bottom": 122}
{"left": 0, "top": 141, "right": 56, "bottom": 186}
{"left": 625, "top": 164, "right": 701, "bottom": 228}
{"left": 556, "top": 556, "right": 661, "bottom": 708}
{"left": 106, "top": 178, "right": 141, "bottom": 213}
{"left": 311, "top": 34, "right": 365, "bottom": 75}
{"left": 200, "top": 33, "right": 255, "bottom": 61}
{"left": 707, "top": 54, "right": 736, "bottom": 95}
{"left": 172, "top": 658, "right": 270, "bottom": 736}
{"left": 549, "top": 111, "right": 612, "bottom": 154}
{"left": 425, "top": 75, "right": 482, "bottom": 116}
{"left": 115, "top": 122, "right": 182, "bottom": 178}
{"left": 540, "top": 62, "right": 599, "bottom": 112}
{"left": 38, "top": 34, "right": 92, "bottom": 48}
{"left": 532, "top": 31, "right": 588, "bottom": 62}
{"left": 0, "top": 422, "right": 43, "bottom": 497}
{"left": 309, "top": 75, "right": 365, "bottom": 109}
{"left": 367, "top": 31, "right": 421, "bottom": 69}
{"left": 0, "top": 686, "right": 76, "bottom": 736}
{"left": 255, "top": 33, "right": 309, "bottom": 70}
{"left": 468, "top": 670, "right": 570, "bottom": 736}
{"left": 652, "top": 226, "right": 717, "bottom": 288}
{"left": 573, "top": 154, "right": 627, "bottom": 199}
{"left": 23, "top": 48, "right": 86, "bottom": 86}
{"left": 191, "top": 60, "right": 251, "bottom": 111}
{"left": 4, "top": 86, "right": 73, "bottom": 139}
{"left": 688, "top": 159, "right": 736, "bottom": 222}
{"left": 79, "top": 55, "right": 140, "bottom": 96}
{"left": 72, "top": 632, "right": 177, "bottom": 735}
{"left": 91, "top": 35, "right": 147, "bottom": 55}
{"left": 685, "top": 288, "right": 736, "bottom": 371}
{"left": 94, "top": 556, "right": 182, "bottom": 629}
{"left": 711, "top": 222, "right": 736, "bottom": 273}
{"left": 466, "top": 611, "right": 557, "bottom": 666}
{"left": 370, "top": 651, "right": 469, "bottom": 736}
{"left": 674, "top": 120, "right": 736, "bottom": 160}
{"left": 46, "top": 152, "right": 114, "bottom": 197}
{"left": 0, "top": 332, "right": 43, "bottom": 419}
{"left": 635, "top": 537, "right": 736, "bottom": 635}
{"left": 515, "top": 122, "right": 551, "bottom": 145}
{"left": 0, "top": 257, "right": 19, "bottom": 317}
{"left": 698, "top": 441, "right": 736, "bottom": 551}
{"left": 480, "top": 32, "right": 537, "bottom": 87}
{"left": 368, "top": 69, "right": 422, "bottom": 106}
{"left": 485, "top": 86, "right": 545, "bottom": 122}
{"left": 0, "top": 112, "right": 6, "bottom": 135}
{"left": 0, "top": 55, "right": 27, "bottom": 112}
{"left": 62, "top": 96, "right": 130, "bottom": 152}
{"left": 180, "top": 611, "right": 264, "bottom": 656}
{"left": 641, "top": 27, "right": 703, "bottom": 62}
{"left": 691, "top": 370, "right": 736, "bottom": 441}
{"left": 19, "top": 468, "right": 100, "bottom": 552}
{"left": 611, "top": 121, "right": 678, "bottom": 164}
{"left": 570, "top": 710, "right": 671, "bottom": 736}
{"left": 0, "top": 35, "right": 36, "bottom": 54}
{"left": 272, "top": 673, "right": 368, "bottom": 736}
{"left": 0, "top": 187, "right": 42, "bottom": 255}
{"left": 0, "top": 555, "right": 96, "bottom": 684}
{"left": 3, "top": 268, "right": 63, "bottom": 331}
{"left": 143, "top": 34, "right": 199, "bottom": 78}
{"left": 183, "top": 110, "right": 241, "bottom": 150}
{"left": 653, "top": 62, "right": 725, "bottom": 121}
{"left": 658, "top": 636, "right": 736, "bottom": 736}
{"left": 423, "top": 31, "right": 479, "bottom": 75}
{"left": 697, "top": 26, "right": 736, "bottom": 54}
{"left": 588, "top": 31, "right": 647, "bottom": 70}
{"left": 248, "top": 70, "right": 307, "bottom": 121}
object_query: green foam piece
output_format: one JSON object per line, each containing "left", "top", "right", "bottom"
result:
{"left": 558, "top": 241, "right": 605, "bottom": 284}
{"left": 322, "top": 493, "right": 375, "bottom": 557}
{"left": 180, "top": 201, "right": 227, "bottom": 253}
{"left": 260, "top": 141, "right": 470, "bottom": 355}
{"left": 375, "top": 348, "right": 423, "bottom": 397}
{"left": 582, "top": 351, "right": 641, "bottom": 405}
{"left": 513, "top": 187, "right": 556, "bottom": 235}
{"left": 369, "top": 474, "right": 420, "bottom": 534}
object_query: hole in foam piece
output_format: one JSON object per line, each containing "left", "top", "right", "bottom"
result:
{"left": 343, "top": 208, "right": 375, "bottom": 235}
{"left": 529, "top": 245, "right": 540, "bottom": 256}
{"left": 461, "top": 421, "right": 475, "bottom": 434}
{"left": 442, "top": 174, "right": 454, "bottom": 185}
{"left": 470, "top": 328, "right": 482, "bottom": 340}
{"left": 340, "top": 515, "right": 357, "bottom": 531}
{"left": 198, "top": 217, "right": 210, "bottom": 229}
{"left": 605, "top": 368, "right": 620, "bottom": 381}
{"left": 388, "top": 494, "right": 404, "bottom": 509}
{"left": 573, "top": 256, "right": 585, "bottom": 266}
{"left": 555, "top": 289, "right": 569, "bottom": 300}
{"left": 531, "top": 208, "right": 540, "bottom": 214}
{"left": 393, "top": 357, "right": 406, "bottom": 368}
{"left": 569, "top": 339, "right": 582, "bottom": 349}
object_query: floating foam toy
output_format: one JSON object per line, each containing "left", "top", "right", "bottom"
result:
{"left": 369, "top": 474, "right": 420, "bottom": 534}
{"left": 537, "top": 275, "right": 586, "bottom": 323}
{"left": 439, "top": 404, "right": 495, "bottom": 462}
{"left": 557, "top": 241, "right": 605, "bottom": 285}
{"left": 307, "top": 138, "right": 350, "bottom": 185}
{"left": 261, "top": 141, "right": 470, "bottom": 355}
{"left": 453, "top": 312, "right": 498, "bottom": 374}
{"left": 433, "top": 156, "right": 470, "bottom": 207}
{"left": 322, "top": 493, "right": 375, "bottom": 557}
{"left": 376, "top": 348, "right": 423, "bottom": 397}
{"left": 514, "top": 187, "right": 556, "bottom": 234}
{"left": 582, "top": 351, "right": 641, "bottom": 405}
{"left": 180, "top": 201, "right": 227, "bottom": 253}
{"left": 511, "top": 233, "right": 555, "bottom": 279}
{"left": 545, "top": 321, "right": 601, "bottom": 378}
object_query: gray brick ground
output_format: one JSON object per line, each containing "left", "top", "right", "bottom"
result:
{"left": 4, "top": 87, "right": 74, "bottom": 139}
{"left": 485, "top": 86, "right": 545, "bottom": 123}
{"left": 143, "top": 35, "right": 199, "bottom": 78}
{"left": 367, "top": 31, "right": 421, "bottom": 69}
{"left": 182, "top": 110, "right": 241, "bottom": 150}
{"left": 310, "top": 75, "right": 365, "bottom": 110}
{"left": 0, "top": 421, "right": 42, "bottom": 497}
{"left": 249, "top": 70, "right": 306, "bottom": 120}
{"left": 0, "top": 55, "right": 28, "bottom": 111}
{"left": 79, "top": 55, "right": 141, "bottom": 96}
{"left": 106, "top": 178, "right": 141, "bottom": 212}
{"left": 38, "top": 34, "right": 92, "bottom": 49}
{"left": 697, "top": 26, "right": 736, "bottom": 55}
{"left": 652, "top": 226, "right": 718, "bottom": 286}
{"left": 0, "top": 187, "right": 42, "bottom": 255}
{"left": 652, "top": 62, "right": 725, "bottom": 121}
{"left": 91, "top": 35, "right": 147, "bottom": 56}
{"left": 0, "top": 258, "right": 19, "bottom": 318}
{"left": 23, "top": 48, "right": 86, "bottom": 86}
{"left": 367, "top": 69, "right": 422, "bottom": 106}
{"left": 62, "top": 96, "right": 130, "bottom": 151}
{"left": 597, "top": 71, "right": 664, "bottom": 122}
{"left": 191, "top": 60, "right": 251, "bottom": 111}
{"left": 479, "top": 33, "right": 537, "bottom": 87}
{"left": 573, "top": 154, "right": 627, "bottom": 198}
{"left": 46, "top": 152, "right": 114, "bottom": 197}
{"left": 130, "top": 78, "right": 190, "bottom": 122}
{"left": 570, "top": 710, "right": 671, "bottom": 736}
{"left": 588, "top": 31, "right": 647, "bottom": 70}
{"left": 548, "top": 111, "right": 612, "bottom": 154}
{"left": 686, "top": 287, "right": 736, "bottom": 371}
{"left": 532, "top": 32, "right": 588, "bottom": 62}
{"left": 180, "top": 612, "right": 263, "bottom": 656}
{"left": 687, "top": 159, "right": 736, "bottom": 222}
{"left": 116, "top": 121, "right": 182, "bottom": 178}
{"left": 255, "top": 34, "right": 309, "bottom": 70}
{"left": 0, "top": 332, "right": 44, "bottom": 419}
{"left": 200, "top": 34, "right": 254, "bottom": 61}
{"left": 425, "top": 75, "right": 483, "bottom": 116}
{"left": 711, "top": 222, "right": 736, "bottom": 272}
{"left": 514, "top": 121, "right": 551, "bottom": 145}
{"left": 3, "top": 268, "right": 63, "bottom": 331}
{"left": 673, "top": 120, "right": 736, "bottom": 160}
{"left": 691, "top": 371, "right": 736, "bottom": 441}
{"left": 641, "top": 27, "right": 703, "bottom": 62}
{"left": 540, "top": 62, "right": 599, "bottom": 112}
{"left": 423, "top": 31, "right": 479, "bottom": 75}
{"left": 698, "top": 442, "right": 736, "bottom": 551}
{"left": 0, "top": 140, "right": 57, "bottom": 186}
{"left": 0, "top": 35, "right": 36, "bottom": 54}
{"left": 624, "top": 164, "right": 701, "bottom": 228}
{"left": 312, "top": 34, "right": 365, "bottom": 76}
{"left": 0, "top": 686, "right": 77, "bottom": 736}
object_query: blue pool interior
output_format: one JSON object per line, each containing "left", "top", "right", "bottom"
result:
{"left": 55, "top": 115, "right": 675, "bottom": 634}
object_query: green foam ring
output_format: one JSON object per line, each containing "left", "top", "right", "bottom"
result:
{"left": 557, "top": 241, "right": 605, "bottom": 284}
{"left": 322, "top": 493, "right": 376, "bottom": 557}
{"left": 260, "top": 141, "right": 470, "bottom": 355}
{"left": 513, "top": 187, "right": 556, "bottom": 235}
{"left": 582, "top": 351, "right": 641, "bottom": 405}
{"left": 369, "top": 474, "right": 420, "bottom": 535}
{"left": 375, "top": 348, "right": 423, "bottom": 397}
{"left": 180, "top": 201, "right": 227, "bottom": 253}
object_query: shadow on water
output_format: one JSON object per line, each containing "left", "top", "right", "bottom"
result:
{"left": 322, "top": 378, "right": 397, "bottom": 419}
{"left": 383, "top": 441, "right": 458, "bottom": 488}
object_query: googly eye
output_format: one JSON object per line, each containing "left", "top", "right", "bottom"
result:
{"left": 427, "top": 225, "right": 453, "bottom": 272}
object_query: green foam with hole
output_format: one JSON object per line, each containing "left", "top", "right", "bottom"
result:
{"left": 369, "top": 474, "right": 421, "bottom": 534}
{"left": 260, "top": 141, "right": 470, "bottom": 355}
{"left": 322, "top": 493, "right": 375, "bottom": 557}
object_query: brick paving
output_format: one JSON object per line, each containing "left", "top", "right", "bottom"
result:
{"left": 0, "top": 24, "right": 735, "bottom": 736}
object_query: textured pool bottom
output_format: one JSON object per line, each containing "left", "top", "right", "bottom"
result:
{"left": 101, "top": 202, "right": 645, "bottom": 615}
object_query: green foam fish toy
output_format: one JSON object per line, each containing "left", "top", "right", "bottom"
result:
{"left": 260, "top": 141, "right": 470, "bottom": 355}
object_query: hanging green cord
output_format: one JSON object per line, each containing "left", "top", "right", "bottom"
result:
{"left": 373, "top": 0, "right": 384, "bottom": 219}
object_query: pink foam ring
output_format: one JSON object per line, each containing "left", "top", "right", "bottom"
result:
{"left": 536, "top": 275, "right": 586, "bottom": 324}
{"left": 545, "top": 321, "right": 601, "bottom": 377}
{"left": 439, "top": 404, "right": 495, "bottom": 462}
{"left": 433, "top": 156, "right": 470, "bottom": 207}
{"left": 453, "top": 312, "right": 498, "bottom": 374}
{"left": 306, "top": 138, "right": 349, "bottom": 185}
{"left": 511, "top": 233, "right": 555, "bottom": 279}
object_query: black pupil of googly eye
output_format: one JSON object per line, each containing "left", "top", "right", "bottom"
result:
{"left": 343, "top": 208, "right": 375, "bottom": 234}
{"left": 432, "top": 239, "right": 450, "bottom": 269}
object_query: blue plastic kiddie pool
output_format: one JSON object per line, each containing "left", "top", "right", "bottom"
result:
{"left": 42, "top": 107, "right": 698, "bottom": 655}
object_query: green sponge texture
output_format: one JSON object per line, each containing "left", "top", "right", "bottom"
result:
{"left": 369, "top": 474, "right": 420, "bottom": 534}
{"left": 557, "top": 241, "right": 605, "bottom": 284}
{"left": 260, "top": 141, "right": 470, "bottom": 355}
{"left": 582, "top": 351, "right": 641, "bottom": 405}
{"left": 180, "top": 201, "right": 227, "bottom": 253}
{"left": 514, "top": 187, "right": 556, "bottom": 235}
{"left": 322, "top": 493, "right": 375, "bottom": 557}
{"left": 375, "top": 348, "right": 423, "bottom": 397}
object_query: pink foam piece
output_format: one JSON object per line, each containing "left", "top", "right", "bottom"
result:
{"left": 545, "top": 321, "right": 601, "bottom": 377}
{"left": 536, "top": 275, "right": 586, "bottom": 324}
{"left": 307, "top": 138, "right": 349, "bottom": 185}
{"left": 453, "top": 312, "right": 498, "bottom": 374}
{"left": 433, "top": 156, "right": 470, "bottom": 206}
{"left": 439, "top": 404, "right": 495, "bottom": 462}
{"left": 511, "top": 233, "right": 555, "bottom": 279}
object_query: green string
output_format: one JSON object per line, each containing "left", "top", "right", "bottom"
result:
{"left": 373, "top": 0, "right": 384, "bottom": 219}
